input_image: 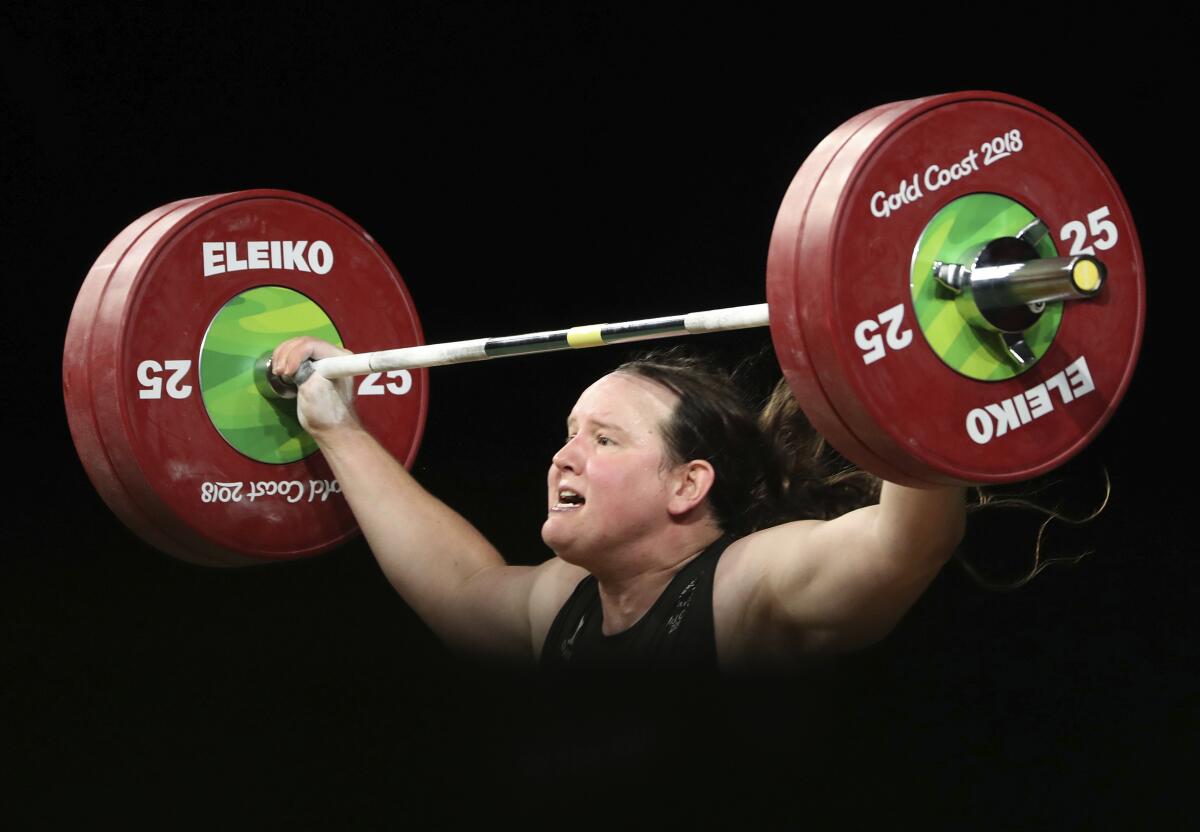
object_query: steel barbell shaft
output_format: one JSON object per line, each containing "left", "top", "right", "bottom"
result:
{"left": 282, "top": 303, "right": 771, "bottom": 389}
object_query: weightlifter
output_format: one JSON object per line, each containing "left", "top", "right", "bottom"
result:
{"left": 271, "top": 336, "right": 965, "bottom": 671}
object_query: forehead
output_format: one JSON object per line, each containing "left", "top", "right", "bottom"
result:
{"left": 567, "top": 372, "right": 678, "bottom": 433}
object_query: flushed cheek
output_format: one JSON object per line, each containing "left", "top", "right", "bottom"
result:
{"left": 588, "top": 470, "right": 666, "bottom": 515}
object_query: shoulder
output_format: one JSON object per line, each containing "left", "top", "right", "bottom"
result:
{"left": 712, "top": 521, "right": 824, "bottom": 664}
{"left": 713, "top": 521, "right": 827, "bottom": 606}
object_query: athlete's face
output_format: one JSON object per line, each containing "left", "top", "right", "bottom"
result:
{"left": 542, "top": 372, "right": 680, "bottom": 562}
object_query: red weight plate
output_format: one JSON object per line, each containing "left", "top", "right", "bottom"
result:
{"left": 66, "top": 190, "right": 428, "bottom": 565}
{"left": 768, "top": 97, "right": 945, "bottom": 485}
{"left": 786, "top": 92, "right": 1144, "bottom": 484}
{"left": 64, "top": 196, "right": 229, "bottom": 564}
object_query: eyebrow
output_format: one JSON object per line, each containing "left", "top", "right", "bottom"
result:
{"left": 566, "top": 417, "right": 626, "bottom": 434}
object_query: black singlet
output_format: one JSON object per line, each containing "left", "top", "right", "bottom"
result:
{"left": 540, "top": 536, "right": 732, "bottom": 671}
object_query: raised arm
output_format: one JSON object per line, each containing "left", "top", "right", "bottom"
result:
{"left": 271, "top": 337, "right": 583, "bottom": 660}
{"left": 717, "top": 481, "right": 966, "bottom": 659}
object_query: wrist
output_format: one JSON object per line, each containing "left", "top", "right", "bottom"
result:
{"left": 308, "top": 418, "right": 369, "bottom": 450}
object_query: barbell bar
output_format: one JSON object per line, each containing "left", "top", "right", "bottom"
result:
{"left": 274, "top": 303, "right": 773, "bottom": 393}
{"left": 276, "top": 249, "right": 1103, "bottom": 391}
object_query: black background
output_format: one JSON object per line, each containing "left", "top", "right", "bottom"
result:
{"left": 3, "top": 5, "right": 1191, "bottom": 827}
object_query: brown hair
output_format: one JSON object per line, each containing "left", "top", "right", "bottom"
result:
{"left": 617, "top": 352, "right": 783, "bottom": 537}
{"left": 758, "top": 378, "right": 881, "bottom": 521}
{"left": 617, "top": 351, "right": 880, "bottom": 537}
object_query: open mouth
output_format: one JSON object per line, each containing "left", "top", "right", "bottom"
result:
{"left": 553, "top": 488, "right": 585, "bottom": 511}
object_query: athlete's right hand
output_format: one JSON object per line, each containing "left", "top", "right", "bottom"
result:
{"left": 270, "top": 337, "right": 360, "bottom": 437}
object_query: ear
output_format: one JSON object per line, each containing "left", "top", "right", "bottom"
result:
{"left": 666, "top": 460, "right": 716, "bottom": 518}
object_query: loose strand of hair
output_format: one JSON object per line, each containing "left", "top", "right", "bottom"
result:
{"left": 956, "top": 468, "right": 1112, "bottom": 591}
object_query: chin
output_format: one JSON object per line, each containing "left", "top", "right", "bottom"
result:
{"left": 541, "top": 518, "right": 589, "bottom": 566}
{"left": 540, "top": 518, "right": 567, "bottom": 555}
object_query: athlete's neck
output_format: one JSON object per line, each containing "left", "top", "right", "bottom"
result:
{"left": 593, "top": 528, "right": 722, "bottom": 636}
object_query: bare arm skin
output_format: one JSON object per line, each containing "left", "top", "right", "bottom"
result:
{"left": 271, "top": 338, "right": 584, "bottom": 661}
{"left": 714, "top": 482, "right": 966, "bottom": 664}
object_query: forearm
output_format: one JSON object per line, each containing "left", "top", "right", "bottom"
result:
{"left": 313, "top": 423, "right": 507, "bottom": 638}
{"left": 874, "top": 481, "right": 967, "bottom": 570}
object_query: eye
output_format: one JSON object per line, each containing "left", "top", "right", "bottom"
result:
{"left": 596, "top": 434, "right": 615, "bottom": 447}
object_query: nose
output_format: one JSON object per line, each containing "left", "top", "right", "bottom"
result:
{"left": 552, "top": 434, "right": 583, "bottom": 473}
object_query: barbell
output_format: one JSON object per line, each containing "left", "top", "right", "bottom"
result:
{"left": 62, "top": 91, "right": 1145, "bottom": 567}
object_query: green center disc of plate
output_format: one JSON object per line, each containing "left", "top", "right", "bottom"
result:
{"left": 200, "top": 286, "right": 343, "bottom": 464}
{"left": 911, "top": 193, "right": 1061, "bottom": 381}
